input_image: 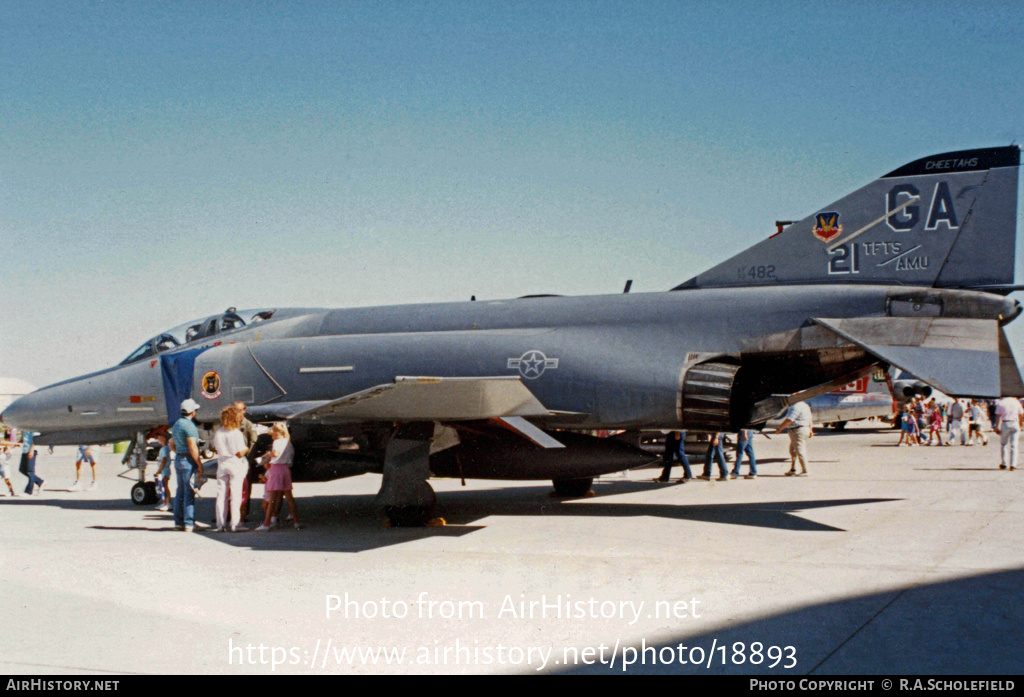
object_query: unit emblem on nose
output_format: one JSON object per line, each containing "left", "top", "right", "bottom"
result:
{"left": 201, "top": 371, "right": 222, "bottom": 400}
{"left": 507, "top": 350, "right": 559, "bottom": 379}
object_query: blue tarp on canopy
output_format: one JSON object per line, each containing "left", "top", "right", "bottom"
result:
{"left": 160, "top": 348, "right": 211, "bottom": 425}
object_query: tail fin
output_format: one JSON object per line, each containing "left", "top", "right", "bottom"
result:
{"left": 676, "top": 146, "right": 1020, "bottom": 290}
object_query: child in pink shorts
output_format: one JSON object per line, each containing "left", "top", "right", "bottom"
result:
{"left": 257, "top": 423, "right": 303, "bottom": 530}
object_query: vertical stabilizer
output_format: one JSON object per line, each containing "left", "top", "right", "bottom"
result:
{"left": 676, "top": 146, "right": 1020, "bottom": 290}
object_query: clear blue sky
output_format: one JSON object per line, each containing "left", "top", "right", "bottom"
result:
{"left": 3, "top": 0, "right": 1023, "bottom": 387}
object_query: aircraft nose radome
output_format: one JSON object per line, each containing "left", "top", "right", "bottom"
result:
{"left": 2, "top": 395, "right": 31, "bottom": 428}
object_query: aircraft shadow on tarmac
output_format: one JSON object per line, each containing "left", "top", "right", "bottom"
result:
{"left": 559, "top": 565, "right": 1024, "bottom": 675}
{"left": 6, "top": 480, "right": 901, "bottom": 553}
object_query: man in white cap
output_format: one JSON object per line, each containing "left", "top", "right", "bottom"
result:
{"left": 172, "top": 398, "right": 205, "bottom": 531}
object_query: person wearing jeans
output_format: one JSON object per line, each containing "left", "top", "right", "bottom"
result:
{"left": 20, "top": 431, "right": 43, "bottom": 495}
{"left": 172, "top": 399, "right": 205, "bottom": 531}
{"left": 732, "top": 429, "right": 757, "bottom": 479}
{"left": 701, "top": 433, "right": 729, "bottom": 481}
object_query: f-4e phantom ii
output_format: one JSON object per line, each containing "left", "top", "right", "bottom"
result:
{"left": 4, "top": 146, "right": 1022, "bottom": 524}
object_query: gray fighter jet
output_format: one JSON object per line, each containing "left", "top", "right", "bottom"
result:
{"left": 4, "top": 146, "right": 1022, "bottom": 524}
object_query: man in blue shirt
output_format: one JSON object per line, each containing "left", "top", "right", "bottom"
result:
{"left": 20, "top": 431, "right": 43, "bottom": 495}
{"left": 172, "top": 399, "right": 205, "bottom": 531}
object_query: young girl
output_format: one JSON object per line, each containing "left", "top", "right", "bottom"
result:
{"left": 0, "top": 442, "right": 18, "bottom": 496}
{"left": 152, "top": 433, "right": 173, "bottom": 510}
{"left": 257, "top": 423, "right": 304, "bottom": 530}
{"left": 968, "top": 400, "right": 990, "bottom": 446}
{"left": 897, "top": 405, "right": 919, "bottom": 446}
{"left": 926, "top": 400, "right": 944, "bottom": 446}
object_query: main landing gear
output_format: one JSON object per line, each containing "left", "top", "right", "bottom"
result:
{"left": 376, "top": 422, "right": 444, "bottom": 527}
{"left": 374, "top": 424, "right": 597, "bottom": 525}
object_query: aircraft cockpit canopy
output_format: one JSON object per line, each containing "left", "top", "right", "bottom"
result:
{"left": 119, "top": 308, "right": 277, "bottom": 365}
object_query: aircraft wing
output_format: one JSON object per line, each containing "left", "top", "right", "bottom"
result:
{"left": 249, "top": 376, "right": 554, "bottom": 425}
{"left": 813, "top": 317, "right": 1024, "bottom": 398}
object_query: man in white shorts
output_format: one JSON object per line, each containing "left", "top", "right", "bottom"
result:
{"left": 995, "top": 397, "right": 1024, "bottom": 470}
{"left": 777, "top": 400, "right": 814, "bottom": 476}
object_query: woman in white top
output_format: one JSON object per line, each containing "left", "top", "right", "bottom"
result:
{"left": 257, "top": 423, "right": 303, "bottom": 530}
{"left": 212, "top": 405, "right": 250, "bottom": 532}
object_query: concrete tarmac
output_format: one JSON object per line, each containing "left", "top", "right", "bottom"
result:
{"left": 1, "top": 423, "right": 1022, "bottom": 675}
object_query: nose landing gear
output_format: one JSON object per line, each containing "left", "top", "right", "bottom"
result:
{"left": 121, "top": 431, "right": 159, "bottom": 505}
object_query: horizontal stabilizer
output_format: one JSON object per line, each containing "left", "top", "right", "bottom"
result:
{"left": 281, "top": 376, "right": 552, "bottom": 424}
{"left": 813, "top": 317, "right": 1002, "bottom": 397}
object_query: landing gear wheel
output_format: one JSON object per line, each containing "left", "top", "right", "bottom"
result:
{"left": 832, "top": 421, "right": 847, "bottom": 431}
{"left": 132, "top": 481, "right": 159, "bottom": 505}
{"left": 131, "top": 483, "right": 148, "bottom": 505}
{"left": 550, "top": 477, "right": 595, "bottom": 498}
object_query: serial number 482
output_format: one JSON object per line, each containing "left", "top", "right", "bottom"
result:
{"left": 737, "top": 265, "right": 776, "bottom": 281}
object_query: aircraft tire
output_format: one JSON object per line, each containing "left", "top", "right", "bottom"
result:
{"left": 130, "top": 483, "right": 148, "bottom": 506}
{"left": 832, "top": 421, "right": 847, "bottom": 431}
{"left": 144, "top": 481, "right": 158, "bottom": 504}
{"left": 551, "top": 477, "right": 594, "bottom": 498}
